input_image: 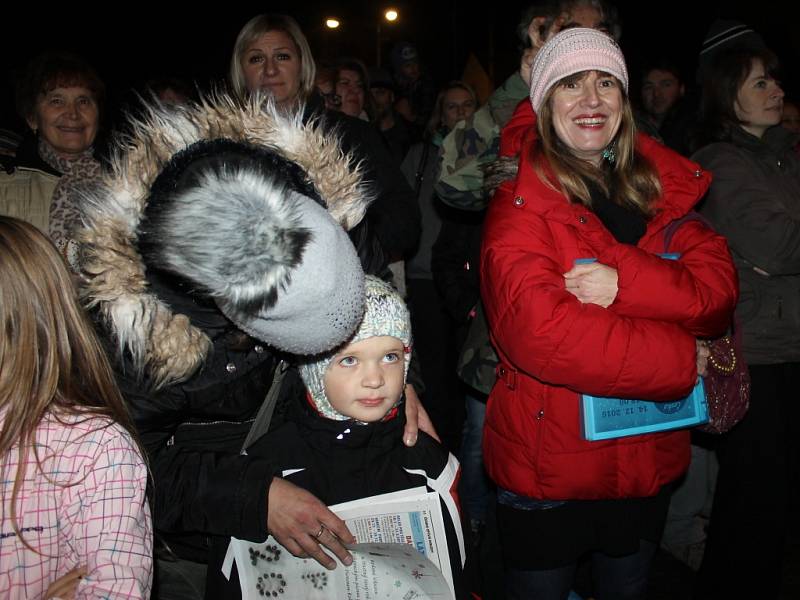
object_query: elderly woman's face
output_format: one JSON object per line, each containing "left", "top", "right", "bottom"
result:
{"left": 242, "top": 30, "right": 302, "bottom": 107}
{"left": 550, "top": 70, "right": 622, "bottom": 165}
{"left": 28, "top": 86, "right": 99, "bottom": 159}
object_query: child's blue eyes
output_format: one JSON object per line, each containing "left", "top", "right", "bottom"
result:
{"left": 336, "top": 353, "right": 401, "bottom": 366}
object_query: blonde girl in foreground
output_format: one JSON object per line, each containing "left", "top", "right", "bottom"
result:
{"left": 0, "top": 216, "right": 152, "bottom": 598}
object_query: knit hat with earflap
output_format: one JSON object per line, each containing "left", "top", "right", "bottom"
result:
{"left": 529, "top": 27, "right": 628, "bottom": 113}
{"left": 299, "top": 275, "right": 412, "bottom": 421}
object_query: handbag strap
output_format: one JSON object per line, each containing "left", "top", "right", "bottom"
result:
{"left": 414, "top": 142, "right": 432, "bottom": 200}
{"left": 664, "top": 212, "right": 742, "bottom": 340}
{"left": 663, "top": 211, "right": 714, "bottom": 254}
{"left": 241, "top": 359, "right": 288, "bottom": 454}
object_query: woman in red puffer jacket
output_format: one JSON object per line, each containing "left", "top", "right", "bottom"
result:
{"left": 480, "top": 29, "right": 737, "bottom": 600}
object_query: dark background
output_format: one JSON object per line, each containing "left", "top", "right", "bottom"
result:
{"left": 1, "top": 1, "right": 797, "bottom": 133}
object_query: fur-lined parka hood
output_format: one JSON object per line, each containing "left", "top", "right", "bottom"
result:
{"left": 80, "top": 94, "right": 373, "bottom": 388}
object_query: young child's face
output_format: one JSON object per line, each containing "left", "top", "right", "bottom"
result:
{"left": 323, "top": 335, "right": 406, "bottom": 422}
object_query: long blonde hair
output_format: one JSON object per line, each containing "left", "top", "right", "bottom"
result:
{"left": 0, "top": 217, "right": 140, "bottom": 545}
{"left": 534, "top": 71, "right": 661, "bottom": 216}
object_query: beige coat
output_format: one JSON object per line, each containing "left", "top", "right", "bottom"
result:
{"left": 0, "top": 166, "right": 58, "bottom": 232}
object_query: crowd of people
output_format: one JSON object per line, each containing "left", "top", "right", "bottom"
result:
{"left": 1, "top": 1, "right": 798, "bottom": 599}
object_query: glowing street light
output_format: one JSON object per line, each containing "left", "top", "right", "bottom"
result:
{"left": 377, "top": 8, "right": 400, "bottom": 66}
{"left": 325, "top": 18, "right": 340, "bottom": 29}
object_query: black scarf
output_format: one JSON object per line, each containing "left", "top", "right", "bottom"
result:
{"left": 587, "top": 179, "right": 646, "bottom": 245}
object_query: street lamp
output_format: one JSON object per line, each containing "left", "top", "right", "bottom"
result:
{"left": 325, "top": 18, "right": 340, "bottom": 29}
{"left": 377, "top": 8, "right": 399, "bottom": 67}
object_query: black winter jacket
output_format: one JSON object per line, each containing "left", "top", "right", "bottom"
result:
{"left": 694, "top": 125, "right": 800, "bottom": 364}
{"left": 110, "top": 270, "right": 281, "bottom": 563}
{"left": 207, "top": 394, "right": 466, "bottom": 599}
{"left": 304, "top": 94, "right": 422, "bottom": 261}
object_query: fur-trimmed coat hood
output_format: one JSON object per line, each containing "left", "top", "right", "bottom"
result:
{"left": 80, "top": 95, "right": 373, "bottom": 388}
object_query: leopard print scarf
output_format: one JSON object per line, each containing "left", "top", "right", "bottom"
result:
{"left": 39, "top": 138, "right": 102, "bottom": 270}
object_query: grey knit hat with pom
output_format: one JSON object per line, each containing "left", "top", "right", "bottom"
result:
{"left": 138, "top": 140, "right": 366, "bottom": 356}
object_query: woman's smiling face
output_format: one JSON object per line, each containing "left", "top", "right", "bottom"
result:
{"left": 28, "top": 86, "right": 99, "bottom": 159}
{"left": 549, "top": 70, "right": 622, "bottom": 165}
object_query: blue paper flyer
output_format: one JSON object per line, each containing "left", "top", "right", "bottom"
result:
{"left": 581, "top": 379, "right": 709, "bottom": 441}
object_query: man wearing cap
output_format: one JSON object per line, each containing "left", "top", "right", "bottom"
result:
{"left": 390, "top": 41, "right": 436, "bottom": 135}
{"left": 369, "top": 67, "right": 414, "bottom": 164}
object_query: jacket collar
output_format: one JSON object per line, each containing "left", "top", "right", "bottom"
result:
{"left": 5, "top": 134, "right": 62, "bottom": 177}
{"left": 292, "top": 391, "right": 404, "bottom": 452}
{"left": 728, "top": 124, "right": 799, "bottom": 157}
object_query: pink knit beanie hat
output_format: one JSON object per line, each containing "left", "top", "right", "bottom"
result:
{"left": 529, "top": 28, "right": 628, "bottom": 113}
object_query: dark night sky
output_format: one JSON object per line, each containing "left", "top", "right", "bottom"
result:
{"left": 1, "top": 1, "right": 797, "bottom": 132}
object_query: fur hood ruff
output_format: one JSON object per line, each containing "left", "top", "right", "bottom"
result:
{"left": 80, "top": 95, "right": 372, "bottom": 388}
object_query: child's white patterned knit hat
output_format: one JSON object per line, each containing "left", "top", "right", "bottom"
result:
{"left": 299, "top": 275, "right": 412, "bottom": 421}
